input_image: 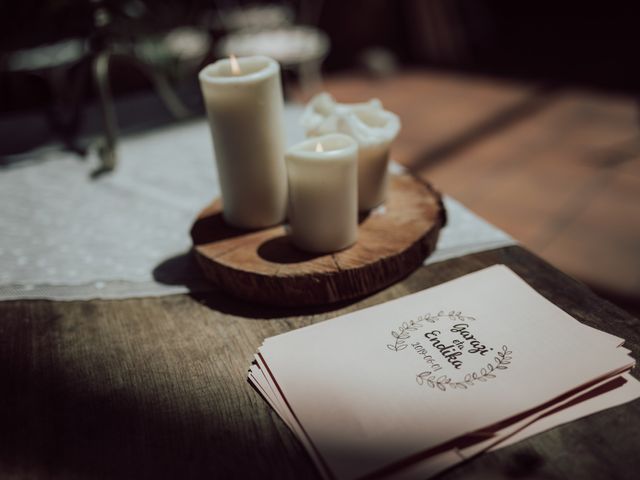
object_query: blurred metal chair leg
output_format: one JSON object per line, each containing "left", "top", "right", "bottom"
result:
{"left": 92, "top": 50, "right": 118, "bottom": 175}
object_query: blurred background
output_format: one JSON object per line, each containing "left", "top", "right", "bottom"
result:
{"left": 1, "top": 0, "right": 639, "bottom": 312}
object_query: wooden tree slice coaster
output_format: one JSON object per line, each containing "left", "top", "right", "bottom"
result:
{"left": 191, "top": 174, "right": 446, "bottom": 307}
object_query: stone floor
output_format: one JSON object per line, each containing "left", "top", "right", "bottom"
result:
{"left": 298, "top": 70, "right": 640, "bottom": 312}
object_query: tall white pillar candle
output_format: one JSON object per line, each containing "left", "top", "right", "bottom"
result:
{"left": 199, "top": 55, "right": 287, "bottom": 229}
{"left": 285, "top": 134, "right": 358, "bottom": 253}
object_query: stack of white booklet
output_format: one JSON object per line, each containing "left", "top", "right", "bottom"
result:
{"left": 249, "top": 265, "right": 640, "bottom": 480}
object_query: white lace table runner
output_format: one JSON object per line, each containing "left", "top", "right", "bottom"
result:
{"left": 0, "top": 106, "right": 514, "bottom": 301}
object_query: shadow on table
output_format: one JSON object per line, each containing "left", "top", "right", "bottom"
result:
{"left": 406, "top": 83, "right": 561, "bottom": 173}
{"left": 0, "top": 324, "right": 318, "bottom": 479}
{"left": 152, "top": 251, "right": 208, "bottom": 288}
{"left": 152, "top": 251, "right": 363, "bottom": 319}
{"left": 189, "top": 288, "right": 365, "bottom": 320}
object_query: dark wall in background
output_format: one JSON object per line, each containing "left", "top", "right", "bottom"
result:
{"left": 318, "top": 0, "right": 640, "bottom": 92}
{"left": 2, "top": 0, "right": 640, "bottom": 116}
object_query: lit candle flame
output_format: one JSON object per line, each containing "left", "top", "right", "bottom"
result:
{"left": 230, "top": 54, "right": 241, "bottom": 75}
{"left": 315, "top": 142, "right": 324, "bottom": 153}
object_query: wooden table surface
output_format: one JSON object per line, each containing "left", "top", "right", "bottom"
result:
{"left": 297, "top": 71, "right": 640, "bottom": 307}
{"left": 1, "top": 245, "right": 639, "bottom": 479}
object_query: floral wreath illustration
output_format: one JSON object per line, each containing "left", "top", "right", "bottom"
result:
{"left": 387, "top": 311, "right": 512, "bottom": 391}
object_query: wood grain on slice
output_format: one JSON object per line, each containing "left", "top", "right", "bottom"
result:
{"left": 190, "top": 174, "right": 446, "bottom": 306}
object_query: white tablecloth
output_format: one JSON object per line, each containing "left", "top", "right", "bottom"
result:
{"left": 0, "top": 106, "right": 514, "bottom": 301}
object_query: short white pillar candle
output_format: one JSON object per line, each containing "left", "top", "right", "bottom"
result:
{"left": 285, "top": 134, "right": 358, "bottom": 253}
{"left": 199, "top": 55, "right": 287, "bottom": 229}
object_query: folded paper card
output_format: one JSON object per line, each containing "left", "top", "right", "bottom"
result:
{"left": 249, "top": 265, "right": 639, "bottom": 480}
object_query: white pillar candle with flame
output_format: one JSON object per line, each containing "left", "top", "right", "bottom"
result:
{"left": 285, "top": 134, "right": 358, "bottom": 253}
{"left": 199, "top": 55, "right": 287, "bottom": 229}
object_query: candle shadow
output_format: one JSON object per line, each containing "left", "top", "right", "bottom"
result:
{"left": 162, "top": 202, "right": 385, "bottom": 314}
{"left": 152, "top": 251, "right": 209, "bottom": 288}
{"left": 358, "top": 210, "right": 372, "bottom": 224}
{"left": 190, "top": 210, "right": 261, "bottom": 246}
{"left": 152, "top": 251, "right": 361, "bottom": 318}
{"left": 255, "top": 210, "right": 372, "bottom": 264}
{"left": 256, "top": 235, "right": 325, "bottom": 264}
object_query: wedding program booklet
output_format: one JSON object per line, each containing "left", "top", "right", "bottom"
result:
{"left": 249, "top": 265, "right": 640, "bottom": 480}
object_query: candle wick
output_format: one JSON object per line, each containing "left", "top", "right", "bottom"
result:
{"left": 230, "top": 54, "right": 241, "bottom": 75}
{"left": 315, "top": 143, "right": 324, "bottom": 153}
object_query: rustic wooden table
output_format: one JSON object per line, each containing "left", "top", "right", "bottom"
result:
{"left": 1, "top": 245, "right": 638, "bottom": 479}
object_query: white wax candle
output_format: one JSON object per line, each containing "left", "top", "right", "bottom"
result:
{"left": 285, "top": 134, "right": 358, "bottom": 253}
{"left": 199, "top": 56, "right": 287, "bottom": 229}
{"left": 301, "top": 93, "right": 400, "bottom": 211}
{"left": 345, "top": 105, "right": 400, "bottom": 211}
{"left": 300, "top": 92, "right": 382, "bottom": 135}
